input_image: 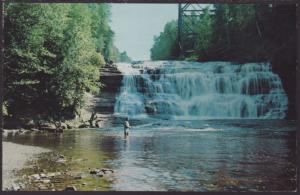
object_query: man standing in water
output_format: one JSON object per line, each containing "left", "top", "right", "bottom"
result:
{"left": 124, "top": 117, "right": 130, "bottom": 137}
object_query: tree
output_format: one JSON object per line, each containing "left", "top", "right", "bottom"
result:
{"left": 150, "top": 20, "right": 179, "bottom": 60}
{"left": 4, "top": 3, "right": 130, "bottom": 124}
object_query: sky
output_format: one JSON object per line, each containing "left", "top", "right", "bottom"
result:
{"left": 110, "top": 4, "right": 178, "bottom": 61}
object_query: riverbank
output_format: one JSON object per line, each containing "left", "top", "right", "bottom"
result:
{"left": 3, "top": 92, "right": 111, "bottom": 132}
{"left": 2, "top": 141, "right": 51, "bottom": 190}
{"left": 2, "top": 129, "right": 116, "bottom": 191}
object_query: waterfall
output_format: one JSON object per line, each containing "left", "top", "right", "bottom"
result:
{"left": 114, "top": 61, "right": 288, "bottom": 119}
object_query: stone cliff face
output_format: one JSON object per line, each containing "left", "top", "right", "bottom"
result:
{"left": 94, "top": 64, "right": 123, "bottom": 114}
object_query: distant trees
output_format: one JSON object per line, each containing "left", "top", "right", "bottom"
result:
{"left": 118, "top": 51, "right": 132, "bottom": 63}
{"left": 3, "top": 3, "right": 131, "bottom": 122}
{"left": 151, "top": 20, "right": 179, "bottom": 60}
{"left": 150, "top": 4, "right": 296, "bottom": 64}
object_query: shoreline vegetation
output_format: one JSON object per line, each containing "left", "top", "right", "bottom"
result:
{"left": 3, "top": 91, "right": 108, "bottom": 133}
{"left": 3, "top": 3, "right": 131, "bottom": 132}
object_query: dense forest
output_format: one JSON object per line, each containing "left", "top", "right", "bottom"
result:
{"left": 151, "top": 4, "right": 296, "bottom": 118}
{"left": 3, "top": 3, "right": 131, "bottom": 127}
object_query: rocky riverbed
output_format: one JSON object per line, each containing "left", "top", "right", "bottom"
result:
{"left": 2, "top": 130, "right": 116, "bottom": 191}
{"left": 2, "top": 141, "right": 50, "bottom": 190}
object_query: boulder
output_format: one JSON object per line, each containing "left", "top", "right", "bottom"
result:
{"left": 78, "top": 123, "right": 89, "bottom": 128}
{"left": 65, "top": 186, "right": 77, "bottom": 191}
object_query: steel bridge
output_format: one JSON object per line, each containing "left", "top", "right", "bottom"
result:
{"left": 178, "top": 3, "right": 215, "bottom": 57}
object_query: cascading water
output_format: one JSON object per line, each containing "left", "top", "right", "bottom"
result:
{"left": 114, "top": 61, "right": 288, "bottom": 119}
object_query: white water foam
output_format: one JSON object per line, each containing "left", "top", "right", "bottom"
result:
{"left": 114, "top": 61, "right": 288, "bottom": 119}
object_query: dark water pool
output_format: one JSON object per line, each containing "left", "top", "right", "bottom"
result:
{"left": 3, "top": 119, "right": 297, "bottom": 191}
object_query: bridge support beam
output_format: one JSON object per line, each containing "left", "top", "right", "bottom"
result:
{"left": 178, "top": 4, "right": 214, "bottom": 58}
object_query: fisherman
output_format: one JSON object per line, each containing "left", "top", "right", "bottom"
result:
{"left": 123, "top": 117, "right": 130, "bottom": 137}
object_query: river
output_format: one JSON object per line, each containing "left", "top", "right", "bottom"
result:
{"left": 2, "top": 61, "right": 297, "bottom": 191}
{"left": 3, "top": 118, "right": 296, "bottom": 191}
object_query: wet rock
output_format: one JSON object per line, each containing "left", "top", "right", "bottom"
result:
{"left": 96, "top": 172, "right": 104, "bottom": 177}
{"left": 40, "top": 173, "right": 47, "bottom": 178}
{"left": 65, "top": 186, "right": 77, "bottom": 191}
{"left": 82, "top": 183, "right": 87, "bottom": 186}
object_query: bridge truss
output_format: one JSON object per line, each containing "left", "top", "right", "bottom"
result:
{"left": 178, "top": 3, "right": 214, "bottom": 57}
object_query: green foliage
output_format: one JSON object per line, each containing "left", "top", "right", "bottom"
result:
{"left": 118, "top": 51, "right": 132, "bottom": 63}
{"left": 151, "top": 20, "right": 179, "bottom": 60}
{"left": 4, "top": 3, "right": 129, "bottom": 121}
{"left": 193, "top": 8, "right": 214, "bottom": 59}
{"left": 150, "top": 4, "right": 295, "bottom": 64}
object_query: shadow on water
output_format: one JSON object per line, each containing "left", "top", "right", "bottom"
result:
{"left": 3, "top": 119, "right": 297, "bottom": 191}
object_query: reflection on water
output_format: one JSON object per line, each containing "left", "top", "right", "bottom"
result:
{"left": 3, "top": 119, "right": 296, "bottom": 191}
